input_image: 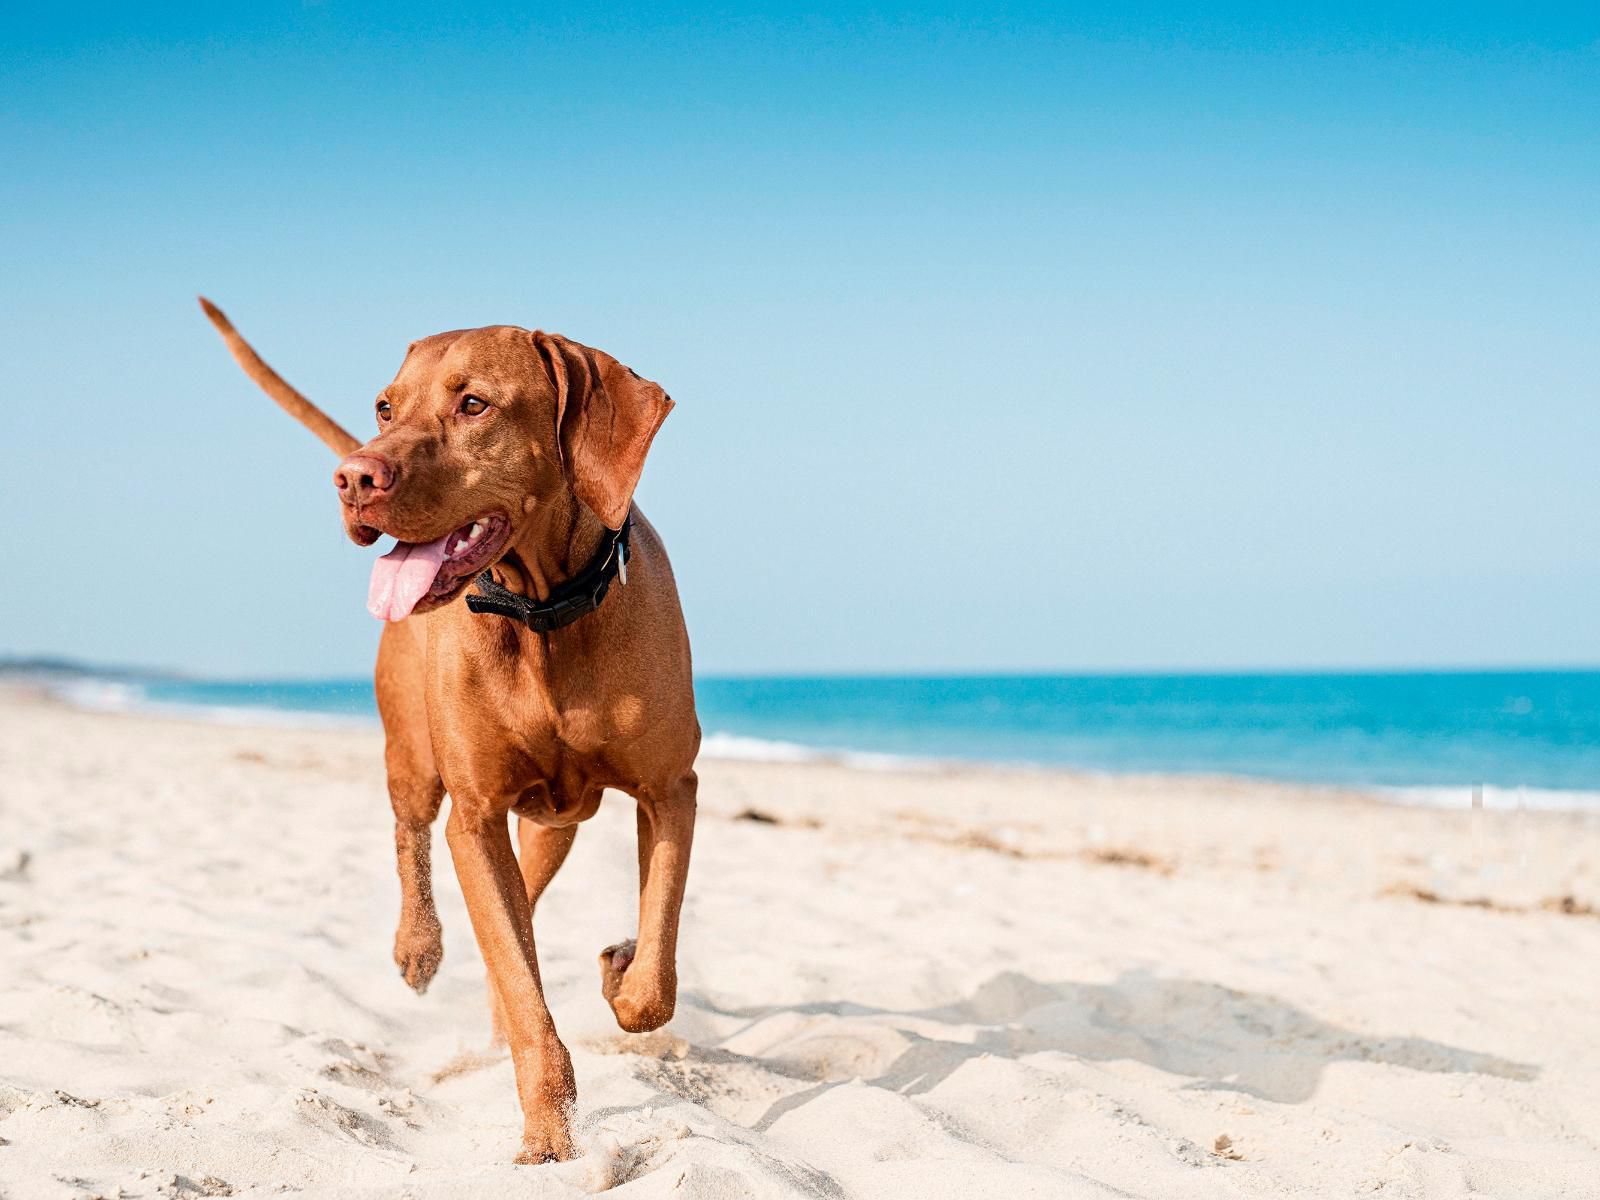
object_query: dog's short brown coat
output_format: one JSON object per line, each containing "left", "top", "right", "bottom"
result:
{"left": 202, "top": 300, "right": 699, "bottom": 1163}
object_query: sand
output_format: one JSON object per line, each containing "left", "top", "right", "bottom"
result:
{"left": 1, "top": 688, "right": 1597, "bottom": 1199}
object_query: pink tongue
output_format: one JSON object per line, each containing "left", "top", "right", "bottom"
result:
{"left": 367, "top": 535, "right": 452, "bottom": 622}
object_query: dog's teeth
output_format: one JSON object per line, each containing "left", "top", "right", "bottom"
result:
{"left": 468, "top": 523, "right": 483, "bottom": 541}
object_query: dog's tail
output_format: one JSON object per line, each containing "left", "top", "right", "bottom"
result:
{"left": 198, "top": 297, "right": 360, "bottom": 457}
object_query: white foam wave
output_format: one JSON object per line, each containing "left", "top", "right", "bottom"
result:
{"left": 1378, "top": 784, "right": 1600, "bottom": 813}
{"left": 50, "top": 679, "right": 376, "bottom": 731}
{"left": 697, "top": 731, "right": 928, "bottom": 771}
{"left": 53, "top": 678, "right": 147, "bottom": 713}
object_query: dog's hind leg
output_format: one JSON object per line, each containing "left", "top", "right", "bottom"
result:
{"left": 516, "top": 820, "right": 578, "bottom": 909}
{"left": 376, "top": 620, "right": 445, "bottom": 993}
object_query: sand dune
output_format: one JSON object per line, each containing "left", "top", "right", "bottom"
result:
{"left": 1, "top": 690, "right": 1597, "bottom": 1198}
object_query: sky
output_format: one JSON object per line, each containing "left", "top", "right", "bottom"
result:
{"left": 2, "top": 4, "right": 1597, "bottom": 678}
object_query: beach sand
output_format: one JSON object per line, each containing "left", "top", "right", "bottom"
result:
{"left": 1, "top": 688, "right": 1597, "bottom": 1199}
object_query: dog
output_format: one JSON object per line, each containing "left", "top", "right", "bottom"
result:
{"left": 201, "top": 299, "right": 700, "bottom": 1163}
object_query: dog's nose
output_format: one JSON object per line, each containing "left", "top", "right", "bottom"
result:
{"left": 334, "top": 454, "right": 395, "bottom": 505}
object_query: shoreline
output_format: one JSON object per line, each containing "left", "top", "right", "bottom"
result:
{"left": 7, "top": 681, "right": 1599, "bottom": 904}
{"left": 19, "top": 677, "right": 1600, "bottom": 813}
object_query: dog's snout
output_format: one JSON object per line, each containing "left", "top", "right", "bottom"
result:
{"left": 334, "top": 454, "right": 395, "bottom": 505}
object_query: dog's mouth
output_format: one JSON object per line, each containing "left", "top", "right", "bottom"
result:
{"left": 366, "top": 513, "right": 513, "bottom": 622}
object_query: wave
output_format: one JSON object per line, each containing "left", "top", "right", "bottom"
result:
{"left": 698, "top": 731, "right": 929, "bottom": 771}
{"left": 1378, "top": 784, "right": 1600, "bottom": 813}
{"left": 45, "top": 679, "right": 916, "bottom": 765}
{"left": 51, "top": 678, "right": 376, "bottom": 731}
{"left": 23, "top": 671, "right": 1600, "bottom": 811}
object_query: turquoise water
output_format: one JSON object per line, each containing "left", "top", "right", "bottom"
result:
{"left": 69, "top": 669, "right": 1600, "bottom": 799}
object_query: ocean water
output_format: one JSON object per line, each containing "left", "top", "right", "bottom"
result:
{"left": 54, "top": 669, "right": 1600, "bottom": 808}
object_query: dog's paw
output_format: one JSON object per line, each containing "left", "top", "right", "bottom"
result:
{"left": 597, "top": 939, "right": 636, "bottom": 1003}
{"left": 394, "top": 928, "right": 443, "bottom": 994}
{"left": 513, "top": 1133, "right": 574, "bottom": 1165}
{"left": 598, "top": 940, "right": 675, "bottom": 1033}
{"left": 513, "top": 1044, "right": 577, "bottom": 1163}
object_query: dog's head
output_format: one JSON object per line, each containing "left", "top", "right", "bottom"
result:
{"left": 336, "top": 326, "right": 672, "bottom": 621}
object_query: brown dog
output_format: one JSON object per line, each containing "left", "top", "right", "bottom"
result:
{"left": 200, "top": 299, "right": 699, "bottom": 1163}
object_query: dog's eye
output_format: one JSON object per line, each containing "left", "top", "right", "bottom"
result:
{"left": 376, "top": 401, "right": 393, "bottom": 423}
{"left": 460, "top": 395, "right": 489, "bottom": 417}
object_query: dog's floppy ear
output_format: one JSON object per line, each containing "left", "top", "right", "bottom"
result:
{"left": 532, "top": 332, "right": 674, "bottom": 530}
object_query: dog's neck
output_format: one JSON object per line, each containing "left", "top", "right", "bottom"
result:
{"left": 498, "top": 493, "right": 612, "bottom": 601}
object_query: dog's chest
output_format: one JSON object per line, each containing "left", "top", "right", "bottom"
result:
{"left": 428, "top": 630, "right": 653, "bottom": 812}
{"left": 550, "top": 704, "right": 611, "bottom": 754}
{"left": 507, "top": 687, "right": 638, "bottom": 754}
{"left": 499, "top": 706, "right": 626, "bottom": 822}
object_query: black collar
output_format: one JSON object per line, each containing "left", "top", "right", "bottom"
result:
{"left": 466, "top": 518, "right": 631, "bottom": 633}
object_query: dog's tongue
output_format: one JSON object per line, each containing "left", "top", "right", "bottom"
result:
{"left": 367, "top": 536, "right": 451, "bottom": 622}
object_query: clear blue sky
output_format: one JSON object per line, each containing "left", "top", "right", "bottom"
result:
{"left": 3, "top": 4, "right": 1596, "bottom": 678}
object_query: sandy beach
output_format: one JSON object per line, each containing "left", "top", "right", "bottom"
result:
{"left": 1, "top": 688, "right": 1597, "bottom": 1199}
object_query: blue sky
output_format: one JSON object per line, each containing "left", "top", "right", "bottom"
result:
{"left": 3, "top": 4, "right": 1596, "bottom": 677}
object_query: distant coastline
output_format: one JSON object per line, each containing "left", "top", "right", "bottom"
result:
{"left": 9, "top": 657, "right": 1599, "bottom": 810}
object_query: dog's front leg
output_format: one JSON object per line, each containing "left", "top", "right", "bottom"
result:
{"left": 490, "top": 820, "right": 580, "bottom": 1046}
{"left": 600, "top": 771, "right": 697, "bottom": 1033}
{"left": 377, "top": 622, "right": 446, "bottom": 993}
{"left": 446, "top": 801, "right": 576, "bottom": 1163}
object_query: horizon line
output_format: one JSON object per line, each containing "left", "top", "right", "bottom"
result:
{"left": 6, "top": 655, "right": 1600, "bottom": 687}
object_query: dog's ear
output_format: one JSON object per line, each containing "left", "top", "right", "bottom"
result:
{"left": 532, "top": 332, "right": 674, "bottom": 529}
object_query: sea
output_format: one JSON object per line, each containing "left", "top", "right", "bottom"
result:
{"left": 43, "top": 668, "right": 1600, "bottom": 811}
